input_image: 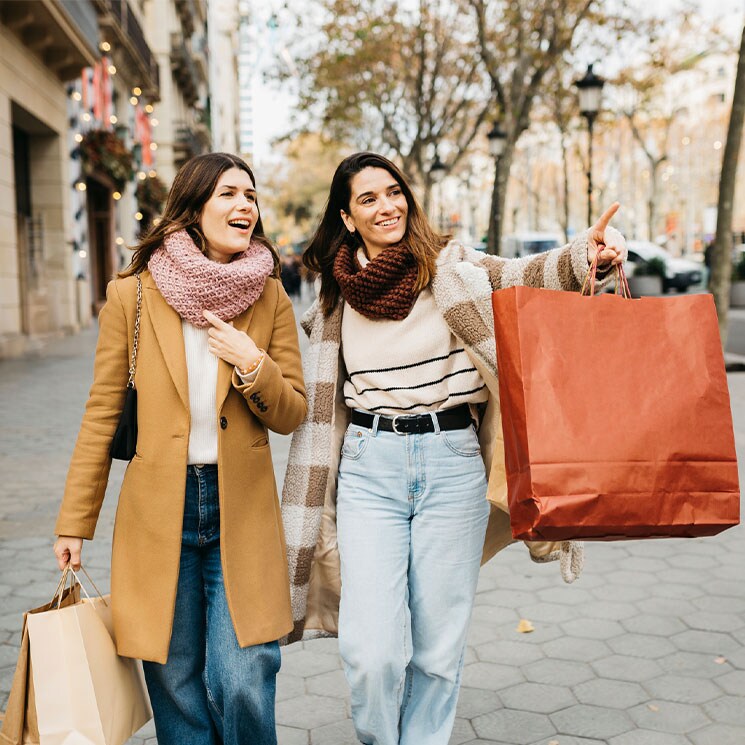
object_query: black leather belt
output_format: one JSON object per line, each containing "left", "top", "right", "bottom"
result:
{"left": 350, "top": 404, "right": 472, "bottom": 434}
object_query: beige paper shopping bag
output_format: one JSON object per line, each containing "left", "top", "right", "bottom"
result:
{"left": 0, "top": 585, "right": 79, "bottom": 745}
{"left": 26, "top": 592, "right": 151, "bottom": 745}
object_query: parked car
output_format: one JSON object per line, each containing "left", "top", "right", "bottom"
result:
{"left": 625, "top": 241, "right": 703, "bottom": 293}
{"left": 501, "top": 232, "right": 562, "bottom": 258}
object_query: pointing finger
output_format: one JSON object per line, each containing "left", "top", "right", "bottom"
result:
{"left": 593, "top": 202, "right": 620, "bottom": 235}
{"left": 203, "top": 310, "right": 229, "bottom": 328}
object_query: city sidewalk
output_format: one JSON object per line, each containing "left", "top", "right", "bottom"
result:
{"left": 0, "top": 307, "right": 743, "bottom": 745}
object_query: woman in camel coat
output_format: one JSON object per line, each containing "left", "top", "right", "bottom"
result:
{"left": 54, "top": 153, "right": 306, "bottom": 745}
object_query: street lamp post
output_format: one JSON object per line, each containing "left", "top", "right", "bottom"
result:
{"left": 574, "top": 63, "right": 605, "bottom": 226}
{"left": 430, "top": 148, "right": 446, "bottom": 232}
{"left": 487, "top": 121, "right": 507, "bottom": 254}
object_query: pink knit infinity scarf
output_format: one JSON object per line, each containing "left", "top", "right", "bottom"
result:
{"left": 148, "top": 229, "right": 274, "bottom": 327}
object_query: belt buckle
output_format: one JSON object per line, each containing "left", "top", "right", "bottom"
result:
{"left": 391, "top": 415, "right": 406, "bottom": 435}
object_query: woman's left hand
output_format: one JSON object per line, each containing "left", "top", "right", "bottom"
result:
{"left": 588, "top": 202, "right": 627, "bottom": 268}
{"left": 204, "top": 310, "right": 262, "bottom": 371}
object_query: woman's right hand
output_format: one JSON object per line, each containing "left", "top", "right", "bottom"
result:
{"left": 54, "top": 536, "right": 83, "bottom": 571}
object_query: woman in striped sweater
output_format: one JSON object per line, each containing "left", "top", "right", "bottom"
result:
{"left": 282, "top": 151, "right": 626, "bottom": 745}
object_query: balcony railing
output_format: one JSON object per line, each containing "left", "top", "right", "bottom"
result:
{"left": 94, "top": 0, "right": 160, "bottom": 99}
{"left": 170, "top": 33, "right": 202, "bottom": 106}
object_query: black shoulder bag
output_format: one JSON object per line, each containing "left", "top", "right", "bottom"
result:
{"left": 110, "top": 274, "right": 142, "bottom": 461}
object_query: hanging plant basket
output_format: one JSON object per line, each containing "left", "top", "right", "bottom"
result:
{"left": 78, "top": 130, "right": 134, "bottom": 191}
{"left": 136, "top": 174, "right": 169, "bottom": 214}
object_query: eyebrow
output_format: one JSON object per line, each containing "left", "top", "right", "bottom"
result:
{"left": 220, "top": 185, "right": 256, "bottom": 192}
{"left": 355, "top": 183, "right": 400, "bottom": 201}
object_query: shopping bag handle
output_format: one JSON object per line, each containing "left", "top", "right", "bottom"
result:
{"left": 581, "top": 253, "right": 631, "bottom": 298}
{"left": 52, "top": 564, "right": 108, "bottom": 609}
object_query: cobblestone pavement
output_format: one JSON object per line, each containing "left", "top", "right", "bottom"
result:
{"left": 1, "top": 301, "right": 744, "bottom": 745}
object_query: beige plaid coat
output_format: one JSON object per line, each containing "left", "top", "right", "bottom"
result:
{"left": 281, "top": 234, "right": 598, "bottom": 643}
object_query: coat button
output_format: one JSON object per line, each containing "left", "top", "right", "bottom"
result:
{"left": 220, "top": 416, "right": 228, "bottom": 430}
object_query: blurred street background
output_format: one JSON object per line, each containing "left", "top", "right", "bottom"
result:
{"left": 2, "top": 0, "right": 745, "bottom": 743}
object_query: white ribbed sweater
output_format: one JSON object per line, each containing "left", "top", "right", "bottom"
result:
{"left": 182, "top": 321, "right": 260, "bottom": 464}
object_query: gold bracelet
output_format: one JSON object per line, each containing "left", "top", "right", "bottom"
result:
{"left": 239, "top": 350, "right": 264, "bottom": 376}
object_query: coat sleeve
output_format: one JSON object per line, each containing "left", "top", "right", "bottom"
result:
{"left": 476, "top": 231, "right": 615, "bottom": 293}
{"left": 55, "top": 279, "right": 131, "bottom": 539}
{"left": 232, "top": 281, "right": 307, "bottom": 435}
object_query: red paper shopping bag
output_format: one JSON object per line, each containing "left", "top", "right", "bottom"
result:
{"left": 491, "top": 286, "right": 740, "bottom": 541}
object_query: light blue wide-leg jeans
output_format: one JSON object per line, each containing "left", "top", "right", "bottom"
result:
{"left": 336, "top": 415, "right": 490, "bottom": 745}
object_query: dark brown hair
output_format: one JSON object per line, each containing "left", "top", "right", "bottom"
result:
{"left": 303, "top": 152, "right": 446, "bottom": 315}
{"left": 120, "top": 152, "right": 280, "bottom": 278}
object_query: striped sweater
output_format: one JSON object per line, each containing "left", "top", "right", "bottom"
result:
{"left": 341, "top": 288, "right": 488, "bottom": 415}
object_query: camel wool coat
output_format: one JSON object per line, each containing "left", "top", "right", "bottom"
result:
{"left": 56, "top": 270, "right": 307, "bottom": 663}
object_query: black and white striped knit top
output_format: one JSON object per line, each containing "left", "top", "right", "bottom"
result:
{"left": 341, "top": 286, "right": 488, "bottom": 415}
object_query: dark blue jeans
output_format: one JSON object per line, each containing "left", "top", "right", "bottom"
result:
{"left": 142, "top": 465, "right": 281, "bottom": 745}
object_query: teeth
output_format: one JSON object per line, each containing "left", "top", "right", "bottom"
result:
{"left": 229, "top": 220, "right": 250, "bottom": 228}
{"left": 379, "top": 218, "right": 398, "bottom": 227}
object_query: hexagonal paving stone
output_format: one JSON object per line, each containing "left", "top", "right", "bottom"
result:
{"left": 499, "top": 682, "right": 576, "bottom": 714}
{"left": 310, "top": 719, "right": 358, "bottom": 745}
{"left": 621, "top": 614, "right": 687, "bottom": 637}
{"left": 469, "top": 620, "right": 505, "bottom": 647}
{"left": 608, "top": 634, "right": 676, "bottom": 659}
{"left": 670, "top": 629, "right": 741, "bottom": 656}
{"left": 277, "top": 673, "right": 307, "bottom": 702}
{"left": 543, "top": 637, "right": 611, "bottom": 663}
{"left": 580, "top": 600, "right": 638, "bottom": 621}
{"left": 591, "top": 654, "right": 663, "bottom": 682}
{"left": 476, "top": 588, "right": 535, "bottom": 607}
{"left": 703, "top": 695, "right": 745, "bottom": 726}
{"left": 573, "top": 678, "right": 648, "bottom": 709}
{"left": 643, "top": 674, "right": 721, "bottom": 704}
{"left": 455, "top": 686, "right": 503, "bottom": 719}
{"left": 622, "top": 556, "right": 668, "bottom": 573}
{"left": 641, "top": 597, "right": 697, "bottom": 616}
{"left": 715, "top": 669, "right": 745, "bottom": 695}
{"left": 591, "top": 584, "right": 647, "bottom": 603}
{"left": 606, "top": 570, "right": 656, "bottom": 587}
{"left": 530, "top": 738, "right": 605, "bottom": 745}
{"left": 449, "top": 717, "right": 477, "bottom": 744}
{"left": 471, "top": 604, "right": 522, "bottom": 626}
{"left": 277, "top": 725, "right": 309, "bottom": 745}
{"left": 537, "top": 586, "right": 594, "bottom": 606}
{"left": 562, "top": 618, "right": 625, "bottom": 640}
{"left": 276, "top": 694, "right": 347, "bottom": 730}
{"left": 659, "top": 651, "right": 735, "bottom": 678}
{"left": 628, "top": 700, "right": 710, "bottom": 733}
{"left": 550, "top": 704, "right": 633, "bottom": 740}
{"left": 653, "top": 582, "right": 704, "bottom": 600}
{"left": 682, "top": 610, "right": 745, "bottom": 633}
{"left": 473, "top": 709, "right": 556, "bottom": 744}
{"left": 280, "top": 649, "right": 341, "bottom": 678}
{"left": 610, "top": 731, "right": 691, "bottom": 745}
{"left": 524, "top": 659, "right": 595, "bottom": 687}
{"left": 692, "top": 595, "right": 745, "bottom": 614}
{"left": 517, "top": 603, "right": 577, "bottom": 624}
{"left": 306, "top": 669, "right": 350, "bottom": 698}
{"left": 461, "top": 662, "right": 525, "bottom": 691}
{"left": 689, "top": 723, "right": 745, "bottom": 745}
{"left": 304, "top": 637, "right": 340, "bottom": 656}
{"left": 476, "top": 639, "right": 544, "bottom": 666}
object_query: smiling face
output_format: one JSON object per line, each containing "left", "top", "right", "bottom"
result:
{"left": 340, "top": 167, "right": 409, "bottom": 259}
{"left": 198, "top": 167, "right": 258, "bottom": 263}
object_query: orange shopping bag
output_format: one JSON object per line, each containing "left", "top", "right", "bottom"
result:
{"left": 491, "top": 272, "right": 740, "bottom": 541}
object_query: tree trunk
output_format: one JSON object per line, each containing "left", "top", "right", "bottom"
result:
{"left": 561, "top": 130, "right": 570, "bottom": 243}
{"left": 647, "top": 161, "right": 661, "bottom": 242}
{"left": 712, "top": 24, "right": 745, "bottom": 345}
{"left": 487, "top": 141, "right": 514, "bottom": 255}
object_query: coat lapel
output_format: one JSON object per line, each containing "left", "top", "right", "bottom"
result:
{"left": 142, "top": 275, "right": 189, "bottom": 412}
{"left": 215, "top": 303, "right": 257, "bottom": 413}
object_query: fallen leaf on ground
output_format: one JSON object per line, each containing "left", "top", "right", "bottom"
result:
{"left": 516, "top": 618, "right": 535, "bottom": 633}
{"left": 648, "top": 704, "right": 659, "bottom": 712}
{"left": 715, "top": 656, "right": 727, "bottom": 664}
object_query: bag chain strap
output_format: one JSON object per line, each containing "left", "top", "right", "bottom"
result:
{"left": 127, "top": 274, "right": 142, "bottom": 389}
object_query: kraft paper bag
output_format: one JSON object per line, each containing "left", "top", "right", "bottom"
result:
{"left": 0, "top": 584, "right": 80, "bottom": 745}
{"left": 26, "top": 594, "right": 151, "bottom": 745}
{"left": 491, "top": 286, "right": 740, "bottom": 541}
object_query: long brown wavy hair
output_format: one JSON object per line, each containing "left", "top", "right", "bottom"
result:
{"left": 120, "top": 152, "right": 280, "bottom": 278}
{"left": 303, "top": 152, "right": 447, "bottom": 315}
